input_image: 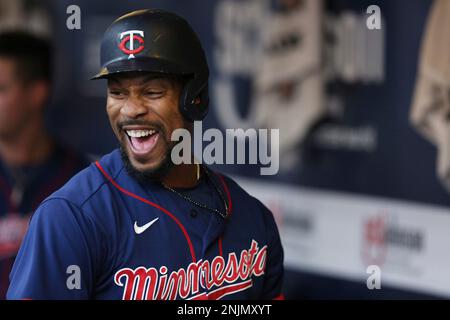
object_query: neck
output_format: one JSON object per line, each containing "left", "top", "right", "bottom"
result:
{"left": 0, "top": 118, "right": 54, "bottom": 168}
{"left": 162, "top": 163, "right": 200, "bottom": 188}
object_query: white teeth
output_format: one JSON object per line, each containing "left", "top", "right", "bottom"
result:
{"left": 126, "top": 130, "right": 156, "bottom": 138}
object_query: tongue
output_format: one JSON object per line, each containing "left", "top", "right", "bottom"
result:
{"left": 130, "top": 134, "right": 158, "bottom": 153}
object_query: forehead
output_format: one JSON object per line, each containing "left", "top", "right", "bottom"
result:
{"left": 0, "top": 57, "right": 23, "bottom": 87}
{"left": 107, "top": 72, "right": 176, "bottom": 87}
{"left": 0, "top": 57, "right": 17, "bottom": 78}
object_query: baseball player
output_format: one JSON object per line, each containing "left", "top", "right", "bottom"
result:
{"left": 0, "top": 31, "right": 89, "bottom": 299}
{"left": 7, "top": 9, "right": 284, "bottom": 300}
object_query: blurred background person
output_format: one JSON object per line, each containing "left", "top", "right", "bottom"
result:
{"left": 0, "top": 31, "right": 89, "bottom": 299}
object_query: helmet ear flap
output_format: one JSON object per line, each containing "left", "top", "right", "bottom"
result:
{"left": 179, "top": 78, "right": 209, "bottom": 122}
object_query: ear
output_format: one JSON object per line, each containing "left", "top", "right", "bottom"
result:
{"left": 28, "top": 80, "right": 50, "bottom": 111}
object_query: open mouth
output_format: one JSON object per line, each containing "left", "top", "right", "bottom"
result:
{"left": 124, "top": 128, "right": 160, "bottom": 156}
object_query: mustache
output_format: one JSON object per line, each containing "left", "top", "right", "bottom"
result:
{"left": 118, "top": 119, "right": 166, "bottom": 136}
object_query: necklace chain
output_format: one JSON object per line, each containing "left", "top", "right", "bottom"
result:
{"left": 162, "top": 166, "right": 229, "bottom": 219}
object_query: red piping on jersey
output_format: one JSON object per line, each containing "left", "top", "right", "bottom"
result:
{"left": 215, "top": 173, "right": 233, "bottom": 217}
{"left": 214, "top": 173, "right": 232, "bottom": 259}
{"left": 95, "top": 161, "right": 197, "bottom": 263}
{"left": 213, "top": 177, "right": 283, "bottom": 301}
{"left": 218, "top": 237, "right": 223, "bottom": 257}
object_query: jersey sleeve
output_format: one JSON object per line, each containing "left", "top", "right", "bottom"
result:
{"left": 260, "top": 203, "right": 285, "bottom": 300}
{"left": 7, "top": 198, "right": 101, "bottom": 300}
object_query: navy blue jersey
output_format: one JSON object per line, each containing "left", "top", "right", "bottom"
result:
{"left": 7, "top": 149, "right": 284, "bottom": 300}
{"left": 0, "top": 144, "right": 89, "bottom": 298}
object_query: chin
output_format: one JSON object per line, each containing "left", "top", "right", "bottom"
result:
{"left": 119, "top": 145, "right": 173, "bottom": 182}
{"left": 129, "top": 156, "right": 162, "bottom": 172}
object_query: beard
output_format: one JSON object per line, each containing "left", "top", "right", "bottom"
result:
{"left": 119, "top": 142, "right": 175, "bottom": 184}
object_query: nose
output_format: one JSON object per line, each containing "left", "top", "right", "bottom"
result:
{"left": 120, "top": 96, "right": 147, "bottom": 118}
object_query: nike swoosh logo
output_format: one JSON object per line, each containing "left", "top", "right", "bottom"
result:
{"left": 134, "top": 217, "right": 159, "bottom": 235}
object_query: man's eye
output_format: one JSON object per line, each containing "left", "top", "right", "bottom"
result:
{"left": 145, "top": 91, "right": 164, "bottom": 97}
{"left": 109, "top": 90, "right": 124, "bottom": 97}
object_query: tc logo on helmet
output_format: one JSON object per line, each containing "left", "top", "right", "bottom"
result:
{"left": 118, "top": 30, "right": 145, "bottom": 59}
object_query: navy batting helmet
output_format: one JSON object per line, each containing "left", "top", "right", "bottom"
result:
{"left": 92, "top": 9, "right": 209, "bottom": 121}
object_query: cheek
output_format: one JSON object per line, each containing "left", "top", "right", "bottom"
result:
{"left": 0, "top": 87, "right": 26, "bottom": 118}
{"left": 159, "top": 93, "right": 185, "bottom": 131}
{"left": 106, "top": 99, "right": 122, "bottom": 135}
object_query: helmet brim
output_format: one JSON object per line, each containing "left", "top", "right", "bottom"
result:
{"left": 90, "top": 57, "right": 193, "bottom": 80}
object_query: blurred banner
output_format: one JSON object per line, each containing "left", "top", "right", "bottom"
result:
{"left": 238, "top": 176, "right": 450, "bottom": 298}
{"left": 3, "top": 0, "right": 449, "bottom": 298}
